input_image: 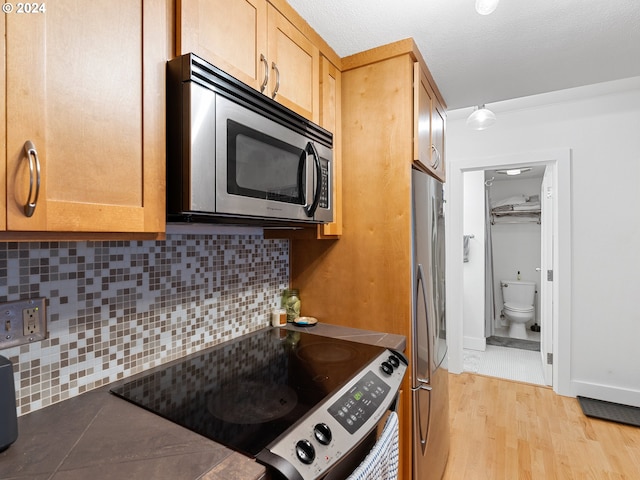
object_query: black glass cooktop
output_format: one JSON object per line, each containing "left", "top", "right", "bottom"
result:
{"left": 110, "top": 327, "right": 385, "bottom": 456}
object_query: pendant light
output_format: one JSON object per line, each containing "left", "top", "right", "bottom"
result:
{"left": 475, "top": 0, "right": 500, "bottom": 15}
{"left": 466, "top": 105, "right": 496, "bottom": 130}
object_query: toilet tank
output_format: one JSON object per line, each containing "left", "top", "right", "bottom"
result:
{"left": 501, "top": 280, "right": 536, "bottom": 305}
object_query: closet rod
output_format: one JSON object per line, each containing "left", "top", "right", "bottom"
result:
{"left": 491, "top": 219, "right": 541, "bottom": 225}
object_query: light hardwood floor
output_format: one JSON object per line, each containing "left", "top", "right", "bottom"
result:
{"left": 442, "top": 373, "right": 640, "bottom": 479}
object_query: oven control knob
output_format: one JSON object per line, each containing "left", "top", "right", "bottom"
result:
{"left": 381, "top": 361, "right": 394, "bottom": 375}
{"left": 388, "top": 355, "right": 400, "bottom": 368}
{"left": 314, "top": 423, "right": 332, "bottom": 445}
{"left": 295, "top": 439, "right": 315, "bottom": 464}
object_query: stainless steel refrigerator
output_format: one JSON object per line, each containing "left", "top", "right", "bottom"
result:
{"left": 411, "top": 167, "right": 450, "bottom": 480}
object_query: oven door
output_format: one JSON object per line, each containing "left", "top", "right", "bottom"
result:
{"left": 215, "top": 93, "right": 331, "bottom": 223}
{"left": 323, "top": 410, "right": 399, "bottom": 480}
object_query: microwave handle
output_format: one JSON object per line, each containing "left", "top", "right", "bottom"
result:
{"left": 304, "top": 142, "right": 322, "bottom": 217}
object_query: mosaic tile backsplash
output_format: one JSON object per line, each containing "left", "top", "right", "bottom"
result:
{"left": 0, "top": 233, "right": 289, "bottom": 416}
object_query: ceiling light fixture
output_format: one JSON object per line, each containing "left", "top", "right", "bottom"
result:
{"left": 466, "top": 105, "right": 496, "bottom": 130}
{"left": 496, "top": 168, "right": 532, "bottom": 176}
{"left": 475, "top": 0, "right": 500, "bottom": 15}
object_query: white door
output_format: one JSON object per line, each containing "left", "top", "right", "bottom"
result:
{"left": 540, "top": 167, "right": 554, "bottom": 385}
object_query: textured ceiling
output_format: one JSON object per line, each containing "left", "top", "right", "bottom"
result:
{"left": 286, "top": 0, "right": 640, "bottom": 110}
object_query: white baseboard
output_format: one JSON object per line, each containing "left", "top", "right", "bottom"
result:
{"left": 463, "top": 336, "right": 486, "bottom": 351}
{"left": 571, "top": 380, "right": 640, "bottom": 408}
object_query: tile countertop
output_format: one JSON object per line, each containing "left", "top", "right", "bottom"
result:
{"left": 284, "top": 322, "right": 406, "bottom": 352}
{"left": 0, "top": 323, "right": 405, "bottom": 480}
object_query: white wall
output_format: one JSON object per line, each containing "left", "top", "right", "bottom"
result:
{"left": 447, "top": 77, "right": 640, "bottom": 406}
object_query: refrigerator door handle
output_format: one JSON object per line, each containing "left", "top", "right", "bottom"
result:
{"left": 415, "top": 263, "right": 431, "bottom": 385}
{"left": 411, "top": 384, "right": 432, "bottom": 392}
{"left": 412, "top": 383, "right": 431, "bottom": 451}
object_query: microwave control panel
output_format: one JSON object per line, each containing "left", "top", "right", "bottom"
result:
{"left": 319, "top": 159, "right": 330, "bottom": 209}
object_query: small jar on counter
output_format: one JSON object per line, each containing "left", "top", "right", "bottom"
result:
{"left": 271, "top": 307, "right": 287, "bottom": 327}
{"left": 281, "top": 288, "right": 301, "bottom": 323}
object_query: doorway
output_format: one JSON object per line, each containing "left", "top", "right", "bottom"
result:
{"left": 446, "top": 148, "right": 572, "bottom": 396}
{"left": 465, "top": 166, "right": 548, "bottom": 385}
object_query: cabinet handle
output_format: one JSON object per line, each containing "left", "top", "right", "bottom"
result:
{"left": 23, "top": 140, "right": 41, "bottom": 217}
{"left": 259, "top": 54, "right": 269, "bottom": 93}
{"left": 271, "top": 62, "right": 280, "bottom": 99}
{"left": 431, "top": 144, "right": 441, "bottom": 170}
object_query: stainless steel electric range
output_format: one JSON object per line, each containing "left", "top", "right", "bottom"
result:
{"left": 110, "top": 327, "right": 407, "bottom": 480}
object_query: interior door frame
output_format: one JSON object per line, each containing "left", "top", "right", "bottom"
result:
{"left": 446, "top": 148, "right": 572, "bottom": 396}
{"left": 540, "top": 166, "right": 554, "bottom": 385}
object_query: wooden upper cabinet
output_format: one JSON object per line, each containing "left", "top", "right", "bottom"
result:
{"left": 414, "top": 63, "right": 445, "bottom": 181}
{"left": 0, "top": 15, "right": 6, "bottom": 231}
{"left": 177, "top": 0, "right": 319, "bottom": 122}
{"left": 4, "top": 0, "right": 166, "bottom": 234}
{"left": 318, "top": 56, "right": 342, "bottom": 237}
{"left": 177, "top": 0, "right": 268, "bottom": 91}
{"left": 266, "top": 4, "right": 319, "bottom": 122}
{"left": 414, "top": 65, "right": 433, "bottom": 173}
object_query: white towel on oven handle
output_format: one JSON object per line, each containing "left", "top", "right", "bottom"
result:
{"left": 346, "top": 411, "right": 399, "bottom": 480}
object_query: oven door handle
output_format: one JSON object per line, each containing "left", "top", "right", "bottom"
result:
{"left": 303, "top": 142, "right": 322, "bottom": 217}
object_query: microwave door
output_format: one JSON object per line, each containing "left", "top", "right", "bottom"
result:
{"left": 215, "top": 95, "right": 312, "bottom": 222}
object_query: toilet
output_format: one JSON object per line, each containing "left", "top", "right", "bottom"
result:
{"left": 500, "top": 280, "right": 536, "bottom": 339}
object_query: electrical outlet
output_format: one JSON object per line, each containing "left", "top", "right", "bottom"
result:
{"left": 23, "top": 307, "right": 42, "bottom": 335}
{"left": 0, "top": 298, "right": 47, "bottom": 350}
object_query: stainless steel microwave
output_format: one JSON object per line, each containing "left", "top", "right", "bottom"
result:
{"left": 166, "top": 53, "right": 333, "bottom": 225}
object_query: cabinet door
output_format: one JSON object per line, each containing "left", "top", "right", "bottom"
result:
{"left": 413, "top": 63, "right": 445, "bottom": 182}
{"left": 431, "top": 97, "right": 446, "bottom": 182}
{"left": 318, "top": 56, "right": 342, "bottom": 238}
{"left": 177, "top": 0, "right": 268, "bottom": 91}
{"left": 6, "top": 1, "right": 165, "bottom": 233}
{"left": 267, "top": 4, "right": 319, "bottom": 122}
{"left": 0, "top": 16, "right": 5, "bottom": 231}
{"left": 414, "top": 64, "right": 434, "bottom": 173}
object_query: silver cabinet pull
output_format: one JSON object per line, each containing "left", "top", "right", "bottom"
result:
{"left": 23, "top": 140, "right": 41, "bottom": 217}
{"left": 259, "top": 54, "right": 269, "bottom": 93}
{"left": 431, "top": 144, "right": 441, "bottom": 170}
{"left": 271, "top": 62, "right": 280, "bottom": 99}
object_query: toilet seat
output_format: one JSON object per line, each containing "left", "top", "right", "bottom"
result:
{"left": 504, "top": 302, "right": 533, "bottom": 313}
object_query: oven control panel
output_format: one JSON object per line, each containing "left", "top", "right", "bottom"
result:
{"left": 257, "top": 349, "right": 407, "bottom": 480}
{"left": 327, "top": 370, "right": 390, "bottom": 434}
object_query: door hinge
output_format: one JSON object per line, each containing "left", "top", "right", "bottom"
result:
{"left": 547, "top": 270, "right": 553, "bottom": 281}
{"left": 547, "top": 353, "right": 553, "bottom": 365}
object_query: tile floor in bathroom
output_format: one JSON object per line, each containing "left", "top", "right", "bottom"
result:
{"left": 462, "top": 326, "right": 546, "bottom": 386}
{"left": 494, "top": 325, "right": 541, "bottom": 343}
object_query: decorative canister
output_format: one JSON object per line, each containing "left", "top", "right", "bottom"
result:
{"left": 281, "top": 288, "right": 301, "bottom": 323}
{"left": 271, "top": 307, "right": 287, "bottom": 327}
